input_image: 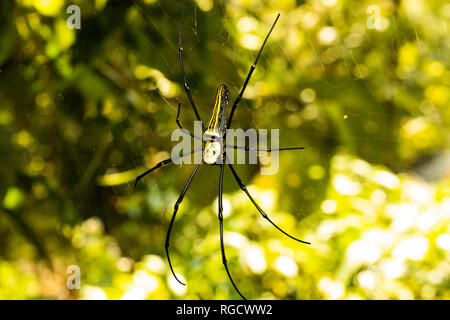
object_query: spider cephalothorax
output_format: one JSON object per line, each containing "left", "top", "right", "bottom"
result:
{"left": 135, "top": 0, "right": 309, "bottom": 300}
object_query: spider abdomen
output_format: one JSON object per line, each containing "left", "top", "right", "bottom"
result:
{"left": 204, "top": 84, "right": 229, "bottom": 140}
{"left": 204, "top": 140, "right": 223, "bottom": 164}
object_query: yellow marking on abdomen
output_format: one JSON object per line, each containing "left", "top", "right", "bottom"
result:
{"left": 207, "top": 84, "right": 226, "bottom": 132}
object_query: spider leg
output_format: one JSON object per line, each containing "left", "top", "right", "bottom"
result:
{"left": 179, "top": 0, "right": 205, "bottom": 131}
{"left": 227, "top": 161, "right": 310, "bottom": 245}
{"left": 176, "top": 102, "right": 205, "bottom": 142}
{"left": 165, "top": 156, "right": 203, "bottom": 285}
{"left": 225, "top": 145, "right": 304, "bottom": 152}
{"left": 134, "top": 147, "right": 203, "bottom": 187}
{"left": 218, "top": 156, "right": 247, "bottom": 299}
{"left": 227, "top": 13, "right": 280, "bottom": 129}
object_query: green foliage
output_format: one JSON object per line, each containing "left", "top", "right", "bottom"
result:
{"left": 0, "top": 0, "right": 449, "bottom": 299}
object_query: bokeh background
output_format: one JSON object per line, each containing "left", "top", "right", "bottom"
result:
{"left": 0, "top": 0, "right": 449, "bottom": 299}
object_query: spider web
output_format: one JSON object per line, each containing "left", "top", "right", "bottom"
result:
{"left": 120, "top": 0, "right": 449, "bottom": 225}
{"left": 3, "top": 0, "right": 449, "bottom": 301}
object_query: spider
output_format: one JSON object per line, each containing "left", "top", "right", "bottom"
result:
{"left": 135, "top": 0, "right": 310, "bottom": 300}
